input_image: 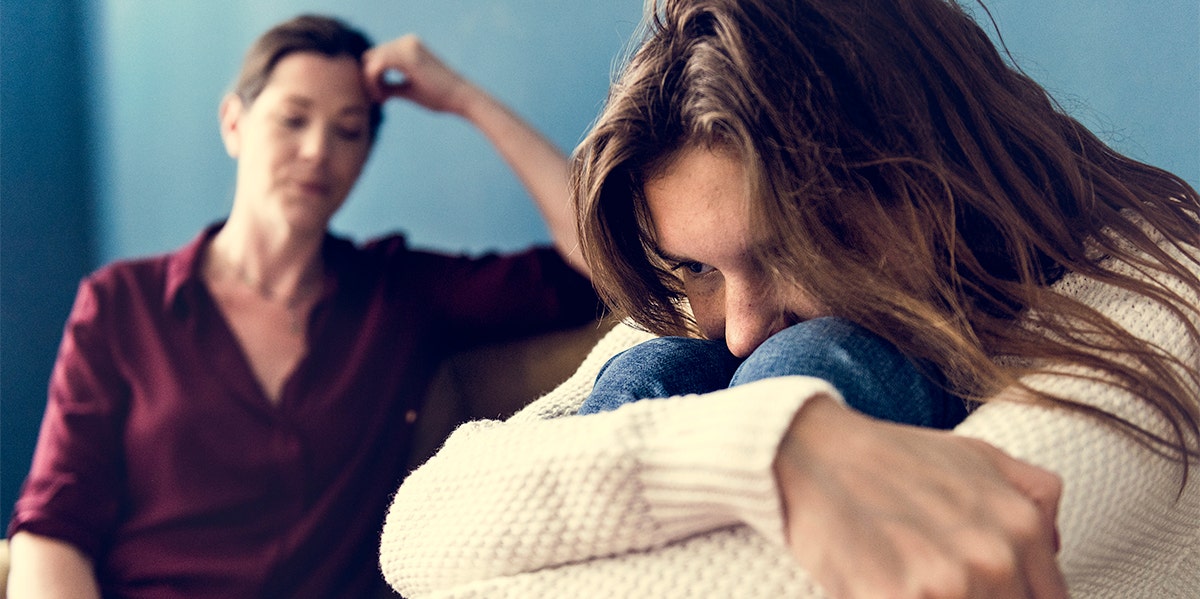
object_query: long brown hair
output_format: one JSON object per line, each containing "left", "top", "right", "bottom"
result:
{"left": 573, "top": 0, "right": 1200, "bottom": 470}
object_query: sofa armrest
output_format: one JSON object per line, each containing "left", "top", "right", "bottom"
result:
{"left": 407, "top": 318, "right": 615, "bottom": 471}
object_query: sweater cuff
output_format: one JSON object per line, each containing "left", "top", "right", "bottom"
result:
{"left": 635, "top": 376, "right": 844, "bottom": 546}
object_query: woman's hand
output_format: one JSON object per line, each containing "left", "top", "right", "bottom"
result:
{"left": 774, "top": 396, "right": 1068, "bottom": 599}
{"left": 362, "top": 35, "right": 475, "bottom": 115}
{"left": 361, "top": 34, "right": 587, "bottom": 275}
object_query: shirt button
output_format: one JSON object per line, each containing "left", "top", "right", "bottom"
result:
{"left": 405, "top": 409, "right": 418, "bottom": 424}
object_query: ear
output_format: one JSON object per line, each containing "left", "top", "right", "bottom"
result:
{"left": 218, "top": 93, "right": 244, "bottom": 158}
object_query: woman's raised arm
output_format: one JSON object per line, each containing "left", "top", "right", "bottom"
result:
{"left": 362, "top": 35, "right": 587, "bottom": 276}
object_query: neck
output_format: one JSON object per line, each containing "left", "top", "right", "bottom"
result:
{"left": 206, "top": 217, "right": 325, "bottom": 304}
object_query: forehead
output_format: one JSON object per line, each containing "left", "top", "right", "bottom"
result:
{"left": 644, "top": 147, "right": 754, "bottom": 260}
{"left": 258, "top": 52, "right": 369, "bottom": 112}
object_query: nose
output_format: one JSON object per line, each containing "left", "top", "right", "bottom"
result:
{"left": 722, "top": 280, "right": 788, "bottom": 359}
{"left": 299, "top": 126, "right": 330, "bottom": 162}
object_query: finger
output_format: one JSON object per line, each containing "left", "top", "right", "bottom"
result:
{"left": 379, "top": 68, "right": 408, "bottom": 89}
{"left": 1020, "top": 534, "right": 1069, "bottom": 599}
{"left": 975, "top": 445, "right": 1067, "bottom": 598}
{"left": 967, "top": 439, "right": 1064, "bottom": 551}
{"left": 360, "top": 51, "right": 389, "bottom": 101}
{"left": 1004, "top": 463, "right": 1063, "bottom": 553}
{"left": 362, "top": 62, "right": 409, "bottom": 103}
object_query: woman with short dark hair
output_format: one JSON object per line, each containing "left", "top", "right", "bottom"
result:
{"left": 8, "top": 14, "right": 596, "bottom": 598}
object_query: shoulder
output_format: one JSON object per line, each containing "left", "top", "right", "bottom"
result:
{"left": 81, "top": 223, "right": 220, "bottom": 305}
{"left": 329, "top": 232, "right": 492, "bottom": 297}
{"left": 1059, "top": 231, "right": 1199, "bottom": 339}
{"left": 75, "top": 253, "right": 173, "bottom": 309}
{"left": 334, "top": 231, "right": 484, "bottom": 277}
{"left": 352, "top": 231, "right": 410, "bottom": 260}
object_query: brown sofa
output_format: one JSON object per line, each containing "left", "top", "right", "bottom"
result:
{"left": 406, "top": 317, "right": 614, "bottom": 470}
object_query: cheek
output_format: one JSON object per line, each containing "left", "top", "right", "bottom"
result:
{"left": 240, "top": 137, "right": 282, "bottom": 182}
{"left": 247, "top": 132, "right": 294, "bottom": 175}
{"left": 333, "top": 145, "right": 370, "bottom": 182}
{"left": 682, "top": 281, "right": 726, "bottom": 340}
{"left": 782, "top": 285, "right": 828, "bottom": 319}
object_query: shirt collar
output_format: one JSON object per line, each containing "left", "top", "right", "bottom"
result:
{"left": 163, "top": 222, "right": 361, "bottom": 313}
{"left": 164, "top": 222, "right": 223, "bottom": 312}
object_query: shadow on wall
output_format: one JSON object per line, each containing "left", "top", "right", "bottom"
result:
{"left": 1, "top": 0, "right": 98, "bottom": 523}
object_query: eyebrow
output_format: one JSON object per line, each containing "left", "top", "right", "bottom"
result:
{"left": 649, "top": 244, "right": 691, "bottom": 267}
{"left": 282, "top": 95, "right": 369, "bottom": 117}
{"left": 652, "top": 237, "right": 775, "bottom": 269}
{"left": 282, "top": 96, "right": 313, "bottom": 109}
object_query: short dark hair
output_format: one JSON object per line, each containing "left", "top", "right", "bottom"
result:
{"left": 232, "top": 14, "right": 383, "bottom": 141}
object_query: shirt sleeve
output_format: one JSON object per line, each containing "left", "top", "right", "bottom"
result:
{"left": 378, "top": 322, "right": 844, "bottom": 597}
{"left": 7, "top": 276, "right": 129, "bottom": 559}
{"left": 416, "top": 246, "right": 601, "bottom": 347}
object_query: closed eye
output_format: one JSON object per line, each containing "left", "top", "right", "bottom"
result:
{"left": 280, "top": 115, "right": 307, "bottom": 130}
{"left": 334, "top": 126, "right": 365, "bottom": 142}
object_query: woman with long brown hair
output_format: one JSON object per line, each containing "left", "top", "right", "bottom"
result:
{"left": 379, "top": 0, "right": 1199, "bottom": 596}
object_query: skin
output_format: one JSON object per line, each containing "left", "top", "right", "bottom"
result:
{"left": 221, "top": 54, "right": 372, "bottom": 238}
{"left": 644, "top": 146, "right": 1069, "bottom": 598}
{"left": 362, "top": 34, "right": 588, "bottom": 276}
{"left": 644, "top": 146, "right": 826, "bottom": 358}
{"left": 208, "top": 52, "right": 373, "bottom": 404}
{"left": 10, "top": 34, "right": 586, "bottom": 598}
{"left": 5, "top": 534, "right": 100, "bottom": 599}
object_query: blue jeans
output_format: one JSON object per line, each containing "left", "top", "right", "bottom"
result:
{"left": 578, "top": 317, "right": 966, "bottom": 428}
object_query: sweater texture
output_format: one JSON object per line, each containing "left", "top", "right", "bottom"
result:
{"left": 380, "top": 226, "right": 1200, "bottom": 598}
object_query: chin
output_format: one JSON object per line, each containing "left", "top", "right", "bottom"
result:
{"left": 281, "top": 199, "right": 340, "bottom": 233}
{"left": 278, "top": 211, "right": 330, "bottom": 236}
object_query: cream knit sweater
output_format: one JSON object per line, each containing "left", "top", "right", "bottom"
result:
{"left": 380, "top": 231, "right": 1200, "bottom": 598}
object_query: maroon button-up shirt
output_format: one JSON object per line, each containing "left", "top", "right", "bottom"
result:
{"left": 8, "top": 225, "right": 599, "bottom": 598}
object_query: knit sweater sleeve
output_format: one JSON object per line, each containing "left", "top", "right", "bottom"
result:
{"left": 380, "top": 228, "right": 1200, "bottom": 598}
{"left": 954, "top": 241, "right": 1200, "bottom": 597}
{"left": 378, "top": 322, "right": 842, "bottom": 597}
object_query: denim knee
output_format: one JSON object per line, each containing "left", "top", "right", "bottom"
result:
{"left": 731, "top": 318, "right": 951, "bottom": 427}
{"left": 580, "top": 337, "right": 741, "bottom": 415}
{"left": 730, "top": 318, "right": 874, "bottom": 385}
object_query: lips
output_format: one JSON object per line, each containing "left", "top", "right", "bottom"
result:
{"left": 295, "top": 179, "right": 331, "bottom": 197}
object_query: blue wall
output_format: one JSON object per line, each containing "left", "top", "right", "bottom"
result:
{"left": 87, "top": 1, "right": 645, "bottom": 262}
{"left": 2, "top": 0, "right": 99, "bottom": 528}
{"left": 982, "top": 0, "right": 1198, "bottom": 188}
{"left": 1, "top": 0, "right": 645, "bottom": 526}
{"left": 3, "top": 0, "right": 1198, "bottom": 523}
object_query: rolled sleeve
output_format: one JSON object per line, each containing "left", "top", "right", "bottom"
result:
{"left": 8, "top": 277, "right": 128, "bottom": 559}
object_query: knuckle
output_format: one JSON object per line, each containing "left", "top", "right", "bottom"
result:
{"left": 921, "top": 569, "right": 970, "bottom": 599}
{"left": 953, "top": 528, "right": 1021, "bottom": 587}
{"left": 996, "top": 495, "right": 1047, "bottom": 542}
{"left": 898, "top": 559, "right": 970, "bottom": 599}
{"left": 1035, "top": 469, "right": 1064, "bottom": 503}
